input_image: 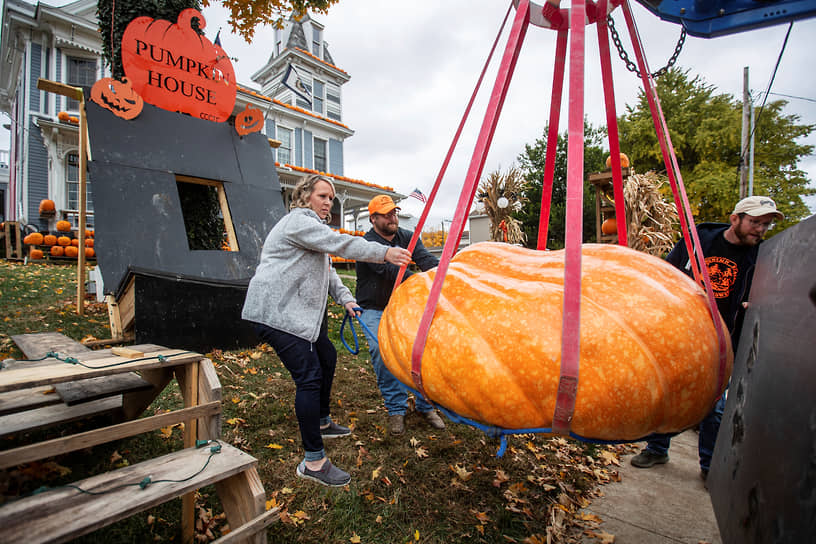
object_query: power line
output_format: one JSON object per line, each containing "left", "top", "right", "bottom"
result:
{"left": 741, "top": 22, "right": 794, "bottom": 165}
{"left": 767, "top": 91, "right": 816, "bottom": 104}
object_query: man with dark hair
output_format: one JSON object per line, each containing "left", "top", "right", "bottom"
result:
{"left": 630, "top": 195, "right": 784, "bottom": 482}
{"left": 355, "top": 195, "right": 446, "bottom": 435}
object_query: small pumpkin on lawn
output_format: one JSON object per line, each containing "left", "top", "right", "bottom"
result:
{"left": 379, "top": 242, "right": 732, "bottom": 441}
{"left": 23, "top": 232, "right": 44, "bottom": 245}
{"left": 56, "top": 220, "right": 72, "bottom": 232}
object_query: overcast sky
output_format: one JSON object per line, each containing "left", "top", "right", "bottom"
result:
{"left": 3, "top": 1, "right": 815, "bottom": 227}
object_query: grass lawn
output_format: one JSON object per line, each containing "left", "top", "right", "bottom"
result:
{"left": 0, "top": 260, "right": 631, "bottom": 543}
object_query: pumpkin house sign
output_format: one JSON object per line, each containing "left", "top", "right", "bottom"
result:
{"left": 121, "top": 9, "right": 236, "bottom": 122}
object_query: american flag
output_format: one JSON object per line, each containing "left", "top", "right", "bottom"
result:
{"left": 409, "top": 188, "right": 427, "bottom": 203}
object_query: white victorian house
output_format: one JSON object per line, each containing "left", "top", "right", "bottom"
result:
{"left": 0, "top": 0, "right": 403, "bottom": 235}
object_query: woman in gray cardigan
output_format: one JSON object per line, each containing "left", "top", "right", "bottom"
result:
{"left": 242, "top": 175, "right": 411, "bottom": 486}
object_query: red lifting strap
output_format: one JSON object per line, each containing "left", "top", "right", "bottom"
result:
{"left": 409, "top": 0, "right": 530, "bottom": 399}
{"left": 620, "top": 0, "right": 729, "bottom": 393}
{"left": 393, "top": 1, "right": 514, "bottom": 291}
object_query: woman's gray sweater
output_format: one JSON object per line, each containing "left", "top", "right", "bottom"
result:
{"left": 242, "top": 208, "right": 389, "bottom": 342}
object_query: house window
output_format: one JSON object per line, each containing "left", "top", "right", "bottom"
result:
{"left": 66, "top": 152, "right": 93, "bottom": 211}
{"left": 277, "top": 127, "right": 293, "bottom": 165}
{"left": 312, "top": 28, "right": 322, "bottom": 56}
{"left": 176, "top": 175, "right": 239, "bottom": 251}
{"left": 314, "top": 138, "right": 327, "bottom": 172}
{"left": 326, "top": 83, "right": 341, "bottom": 121}
{"left": 66, "top": 57, "right": 96, "bottom": 110}
{"left": 312, "top": 80, "right": 324, "bottom": 115}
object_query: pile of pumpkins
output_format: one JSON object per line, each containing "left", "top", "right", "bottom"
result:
{"left": 23, "top": 219, "right": 95, "bottom": 260}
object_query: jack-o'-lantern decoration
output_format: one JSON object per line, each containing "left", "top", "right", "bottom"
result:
{"left": 91, "top": 78, "right": 144, "bottom": 120}
{"left": 235, "top": 104, "right": 264, "bottom": 136}
{"left": 121, "top": 9, "right": 236, "bottom": 123}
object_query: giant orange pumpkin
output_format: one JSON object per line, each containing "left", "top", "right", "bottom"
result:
{"left": 56, "top": 220, "right": 72, "bottom": 232}
{"left": 43, "top": 234, "right": 57, "bottom": 246}
{"left": 64, "top": 246, "right": 79, "bottom": 258}
{"left": 57, "top": 236, "right": 71, "bottom": 246}
{"left": 121, "top": 9, "right": 236, "bottom": 123}
{"left": 379, "top": 242, "right": 732, "bottom": 440}
{"left": 50, "top": 246, "right": 64, "bottom": 257}
{"left": 30, "top": 248, "right": 44, "bottom": 260}
{"left": 90, "top": 77, "right": 144, "bottom": 120}
{"left": 39, "top": 199, "right": 56, "bottom": 214}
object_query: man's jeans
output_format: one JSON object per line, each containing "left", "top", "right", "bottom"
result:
{"left": 645, "top": 393, "right": 727, "bottom": 472}
{"left": 254, "top": 319, "right": 336, "bottom": 461}
{"left": 358, "top": 309, "right": 434, "bottom": 415}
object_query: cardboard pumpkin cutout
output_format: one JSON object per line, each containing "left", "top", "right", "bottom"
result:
{"left": 90, "top": 77, "right": 144, "bottom": 120}
{"left": 121, "top": 9, "right": 236, "bottom": 123}
{"left": 235, "top": 104, "right": 264, "bottom": 136}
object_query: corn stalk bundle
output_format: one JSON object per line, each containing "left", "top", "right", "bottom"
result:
{"left": 477, "top": 168, "right": 527, "bottom": 245}
{"left": 619, "top": 171, "right": 679, "bottom": 256}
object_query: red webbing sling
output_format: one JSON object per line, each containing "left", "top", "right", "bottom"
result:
{"left": 536, "top": 27, "right": 568, "bottom": 250}
{"left": 596, "top": 0, "right": 628, "bottom": 246}
{"left": 620, "top": 0, "right": 729, "bottom": 393}
{"left": 393, "top": 1, "right": 514, "bottom": 290}
{"left": 551, "top": 0, "right": 588, "bottom": 436}
{"left": 409, "top": 0, "right": 531, "bottom": 400}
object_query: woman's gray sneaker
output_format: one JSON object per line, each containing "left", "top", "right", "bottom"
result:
{"left": 297, "top": 460, "right": 351, "bottom": 487}
{"left": 320, "top": 421, "right": 351, "bottom": 438}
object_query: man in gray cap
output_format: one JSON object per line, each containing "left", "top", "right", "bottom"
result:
{"left": 630, "top": 195, "right": 783, "bottom": 482}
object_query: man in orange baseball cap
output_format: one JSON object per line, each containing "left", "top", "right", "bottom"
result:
{"left": 355, "top": 194, "right": 446, "bottom": 435}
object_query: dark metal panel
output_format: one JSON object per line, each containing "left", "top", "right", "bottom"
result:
{"left": 709, "top": 215, "right": 816, "bottom": 543}
{"left": 86, "top": 100, "right": 285, "bottom": 295}
{"left": 131, "top": 271, "right": 256, "bottom": 352}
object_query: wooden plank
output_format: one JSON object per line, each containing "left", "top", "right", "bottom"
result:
{"left": 118, "top": 277, "right": 136, "bottom": 334}
{"left": 121, "top": 368, "right": 174, "bottom": 421}
{"left": 11, "top": 332, "right": 92, "bottom": 360}
{"left": 55, "top": 373, "right": 153, "bottom": 406}
{"left": 215, "top": 467, "right": 267, "bottom": 544}
{"left": 198, "top": 358, "right": 222, "bottom": 440}
{"left": 179, "top": 362, "right": 200, "bottom": 544}
{"left": 0, "top": 396, "right": 122, "bottom": 438}
{"left": 0, "top": 349, "right": 202, "bottom": 393}
{"left": 0, "top": 401, "right": 221, "bottom": 469}
{"left": 0, "top": 444, "right": 258, "bottom": 544}
{"left": 111, "top": 347, "right": 145, "bottom": 358}
{"left": 211, "top": 508, "right": 279, "bottom": 544}
{"left": 0, "top": 386, "right": 61, "bottom": 416}
{"left": 105, "top": 294, "right": 124, "bottom": 341}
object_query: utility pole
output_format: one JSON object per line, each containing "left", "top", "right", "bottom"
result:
{"left": 740, "top": 66, "right": 750, "bottom": 199}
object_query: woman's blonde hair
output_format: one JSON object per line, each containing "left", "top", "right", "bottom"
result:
{"left": 290, "top": 174, "right": 336, "bottom": 221}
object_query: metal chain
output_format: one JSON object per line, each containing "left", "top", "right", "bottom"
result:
{"left": 607, "top": 14, "right": 686, "bottom": 79}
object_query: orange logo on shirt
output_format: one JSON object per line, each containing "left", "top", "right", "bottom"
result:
{"left": 705, "top": 256, "right": 738, "bottom": 298}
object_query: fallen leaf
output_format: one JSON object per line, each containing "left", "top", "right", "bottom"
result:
{"left": 159, "top": 426, "right": 173, "bottom": 439}
{"left": 415, "top": 447, "right": 428, "bottom": 459}
{"left": 451, "top": 464, "right": 473, "bottom": 481}
{"left": 371, "top": 466, "right": 382, "bottom": 480}
{"left": 349, "top": 534, "right": 362, "bottom": 543}
{"left": 265, "top": 443, "right": 284, "bottom": 449}
{"left": 226, "top": 417, "right": 246, "bottom": 426}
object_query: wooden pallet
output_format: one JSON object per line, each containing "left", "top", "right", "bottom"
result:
{"left": 0, "top": 443, "right": 266, "bottom": 544}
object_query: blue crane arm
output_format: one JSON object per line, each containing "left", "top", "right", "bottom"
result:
{"left": 634, "top": 0, "right": 816, "bottom": 38}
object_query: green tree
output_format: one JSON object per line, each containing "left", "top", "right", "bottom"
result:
{"left": 515, "top": 123, "right": 607, "bottom": 249}
{"left": 617, "top": 67, "right": 814, "bottom": 228}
